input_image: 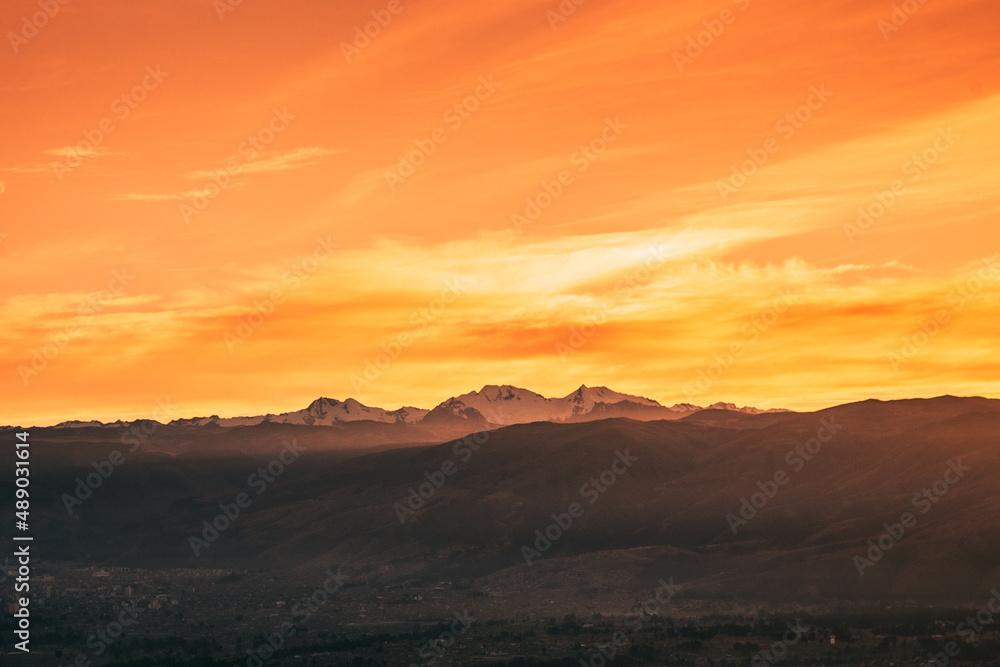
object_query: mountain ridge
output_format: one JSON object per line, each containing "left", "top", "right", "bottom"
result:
{"left": 13, "top": 394, "right": 1000, "bottom": 606}
{"left": 33, "top": 384, "right": 790, "bottom": 430}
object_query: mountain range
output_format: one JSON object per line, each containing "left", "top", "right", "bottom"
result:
{"left": 46, "top": 384, "right": 787, "bottom": 429}
{"left": 8, "top": 394, "right": 999, "bottom": 609}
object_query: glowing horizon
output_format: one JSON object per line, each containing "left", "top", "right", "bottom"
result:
{"left": 2, "top": 0, "right": 999, "bottom": 426}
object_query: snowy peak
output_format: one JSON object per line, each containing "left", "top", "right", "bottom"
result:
{"left": 163, "top": 387, "right": 787, "bottom": 430}
{"left": 40, "top": 385, "right": 788, "bottom": 429}
{"left": 420, "top": 398, "right": 492, "bottom": 425}
{"left": 561, "top": 385, "right": 662, "bottom": 413}
{"left": 464, "top": 385, "right": 550, "bottom": 403}
{"left": 276, "top": 397, "right": 428, "bottom": 426}
{"left": 166, "top": 398, "right": 429, "bottom": 428}
{"left": 53, "top": 419, "right": 129, "bottom": 429}
{"left": 428, "top": 384, "right": 685, "bottom": 426}
{"left": 706, "top": 402, "right": 789, "bottom": 415}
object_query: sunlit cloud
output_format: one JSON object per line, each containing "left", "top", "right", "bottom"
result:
{"left": 42, "top": 146, "right": 127, "bottom": 158}
{"left": 1, "top": 0, "right": 999, "bottom": 425}
{"left": 108, "top": 189, "right": 236, "bottom": 202}
{"left": 185, "top": 147, "right": 344, "bottom": 180}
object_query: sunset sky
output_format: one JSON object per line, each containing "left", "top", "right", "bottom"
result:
{"left": 2, "top": 0, "right": 999, "bottom": 426}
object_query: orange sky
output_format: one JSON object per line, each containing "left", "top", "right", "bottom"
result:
{"left": 2, "top": 0, "right": 999, "bottom": 425}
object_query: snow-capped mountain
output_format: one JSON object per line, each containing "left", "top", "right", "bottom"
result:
{"left": 43, "top": 385, "right": 788, "bottom": 429}
{"left": 565, "top": 385, "right": 662, "bottom": 412}
{"left": 441, "top": 385, "right": 569, "bottom": 424}
{"left": 704, "top": 402, "right": 789, "bottom": 415}
{"left": 420, "top": 385, "right": 792, "bottom": 425}
{"left": 167, "top": 398, "right": 428, "bottom": 428}
{"left": 53, "top": 419, "right": 128, "bottom": 429}
{"left": 422, "top": 384, "right": 701, "bottom": 425}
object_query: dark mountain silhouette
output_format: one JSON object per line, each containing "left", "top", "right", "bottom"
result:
{"left": 4, "top": 395, "right": 997, "bottom": 608}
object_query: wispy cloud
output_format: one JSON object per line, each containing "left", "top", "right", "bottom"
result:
{"left": 1, "top": 147, "right": 126, "bottom": 177}
{"left": 186, "top": 147, "right": 343, "bottom": 180}
{"left": 42, "top": 146, "right": 127, "bottom": 159}
{"left": 108, "top": 189, "right": 226, "bottom": 202}
{"left": 108, "top": 147, "right": 342, "bottom": 202}
{"left": 1, "top": 163, "right": 54, "bottom": 175}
